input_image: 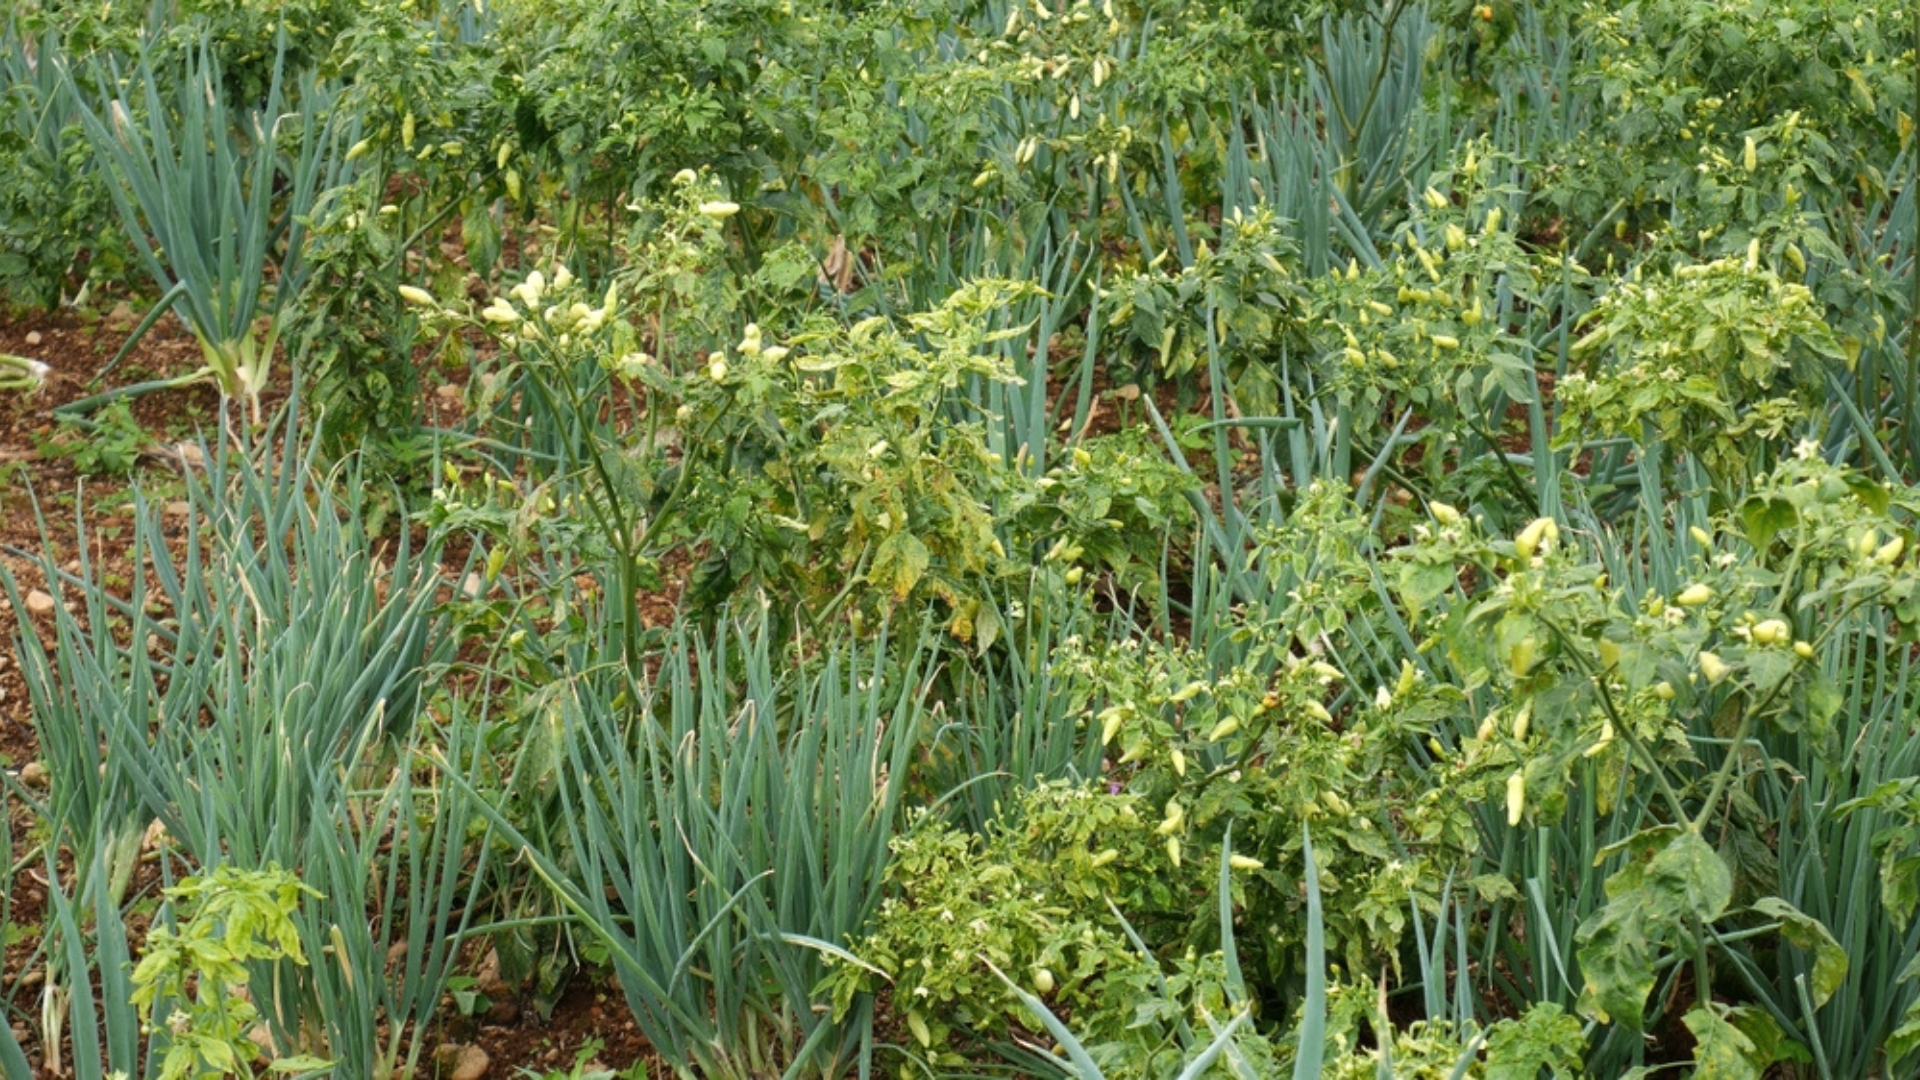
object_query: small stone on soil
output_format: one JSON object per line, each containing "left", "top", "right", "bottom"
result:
{"left": 19, "top": 762, "right": 47, "bottom": 788}
{"left": 24, "top": 589, "right": 55, "bottom": 616}
{"left": 24, "top": 331, "right": 41, "bottom": 346}
{"left": 436, "top": 1043, "right": 491, "bottom": 1080}
{"left": 455, "top": 1048, "right": 492, "bottom": 1080}
{"left": 476, "top": 949, "right": 505, "bottom": 994}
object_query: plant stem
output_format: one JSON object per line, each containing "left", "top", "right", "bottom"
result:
{"left": 1690, "top": 704, "right": 1757, "bottom": 836}
{"left": 1690, "top": 913, "right": 1714, "bottom": 1015}
{"left": 1688, "top": 584, "right": 1887, "bottom": 834}
{"left": 1536, "top": 613, "right": 1691, "bottom": 824}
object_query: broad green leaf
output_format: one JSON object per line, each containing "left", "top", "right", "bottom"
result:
{"left": 1739, "top": 496, "right": 1798, "bottom": 553}
{"left": 1615, "top": 639, "right": 1659, "bottom": 692}
{"left": 462, "top": 202, "right": 501, "bottom": 281}
{"left": 974, "top": 604, "right": 1002, "bottom": 654}
{"left": 1484, "top": 1003, "right": 1585, "bottom": 1080}
{"left": 201, "top": 1038, "right": 245, "bottom": 1073}
{"left": 1750, "top": 898, "right": 1848, "bottom": 1007}
{"left": 1726, "top": 1005, "right": 1809, "bottom": 1068}
{"left": 1592, "top": 823, "right": 1681, "bottom": 867}
{"left": 1799, "top": 669, "right": 1843, "bottom": 738}
{"left": 1469, "top": 874, "right": 1522, "bottom": 904}
{"left": 1888, "top": 999, "right": 1920, "bottom": 1067}
{"left": 1883, "top": 854, "right": 1920, "bottom": 929}
{"left": 872, "top": 531, "right": 930, "bottom": 601}
{"left": 1576, "top": 830, "right": 1732, "bottom": 1028}
{"left": 1683, "top": 1004, "right": 1761, "bottom": 1080}
{"left": 1746, "top": 649, "right": 1795, "bottom": 695}
{"left": 1844, "top": 476, "right": 1892, "bottom": 514}
{"left": 1399, "top": 558, "right": 1456, "bottom": 612}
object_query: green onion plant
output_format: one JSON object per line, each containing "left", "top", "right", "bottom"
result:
{"left": 68, "top": 30, "right": 347, "bottom": 422}
{"left": 458, "top": 610, "right": 925, "bottom": 1079}
{"left": 1, "top": 402, "right": 465, "bottom": 1077}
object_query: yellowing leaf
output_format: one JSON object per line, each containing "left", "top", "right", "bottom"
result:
{"left": 872, "top": 532, "right": 931, "bottom": 602}
{"left": 1751, "top": 898, "right": 1848, "bottom": 1008}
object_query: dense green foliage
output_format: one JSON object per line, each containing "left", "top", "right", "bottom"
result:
{"left": 1, "top": 0, "right": 1918, "bottom": 1076}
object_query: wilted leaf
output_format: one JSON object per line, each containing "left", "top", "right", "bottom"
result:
{"left": 873, "top": 531, "right": 930, "bottom": 601}
{"left": 1576, "top": 830, "right": 1732, "bottom": 1028}
{"left": 1751, "top": 897, "right": 1848, "bottom": 1007}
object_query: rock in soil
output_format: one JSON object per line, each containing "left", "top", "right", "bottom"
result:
{"left": 436, "top": 1043, "right": 491, "bottom": 1080}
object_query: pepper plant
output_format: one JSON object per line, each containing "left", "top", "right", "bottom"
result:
{"left": 130, "top": 865, "right": 330, "bottom": 1080}
{"left": 1395, "top": 445, "right": 1920, "bottom": 1073}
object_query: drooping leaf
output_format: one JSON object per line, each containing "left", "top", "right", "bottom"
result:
{"left": 1575, "top": 830, "right": 1732, "bottom": 1028}
{"left": 1887, "top": 996, "right": 1920, "bottom": 1068}
{"left": 1725, "top": 1005, "right": 1809, "bottom": 1068}
{"left": 1751, "top": 897, "right": 1848, "bottom": 1008}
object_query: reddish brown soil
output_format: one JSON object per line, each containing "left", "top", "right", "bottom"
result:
{"left": 464, "top": 980, "right": 657, "bottom": 1078}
